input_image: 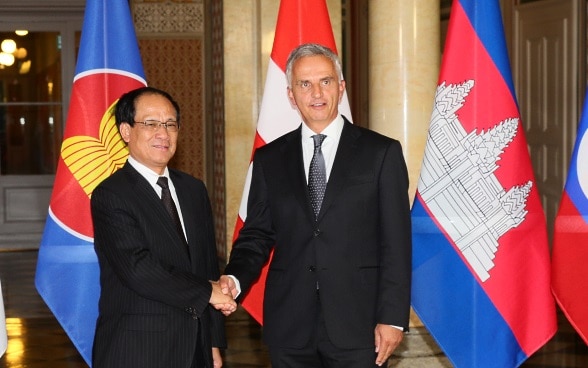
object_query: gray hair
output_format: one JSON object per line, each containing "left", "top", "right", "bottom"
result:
{"left": 285, "top": 43, "right": 343, "bottom": 88}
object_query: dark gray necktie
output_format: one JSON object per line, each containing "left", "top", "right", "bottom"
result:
{"left": 308, "top": 134, "right": 327, "bottom": 219}
{"left": 156, "top": 177, "right": 187, "bottom": 245}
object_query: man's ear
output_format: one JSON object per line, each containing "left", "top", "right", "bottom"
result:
{"left": 338, "top": 79, "right": 346, "bottom": 103}
{"left": 287, "top": 87, "right": 298, "bottom": 108}
{"left": 119, "top": 122, "right": 131, "bottom": 143}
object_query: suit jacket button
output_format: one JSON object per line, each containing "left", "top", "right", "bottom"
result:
{"left": 192, "top": 315, "right": 199, "bottom": 320}
{"left": 313, "top": 229, "right": 321, "bottom": 237}
{"left": 309, "top": 266, "right": 316, "bottom": 272}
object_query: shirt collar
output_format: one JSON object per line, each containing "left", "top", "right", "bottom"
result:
{"left": 127, "top": 155, "right": 170, "bottom": 184}
{"left": 301, "top": 115, "right": 344, "bottom": 141}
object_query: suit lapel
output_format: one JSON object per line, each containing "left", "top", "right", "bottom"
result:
{"left": 171, "top": 172, "right": 196, "bottom": 251}
{"left": 124, "top": 163, "right": 190, "bottom": 259}
{"left": 317, "top": 119, "right": 361, "bottom": 221}
{"left": 282, "top": 126, "right": 316, "bottom": 220}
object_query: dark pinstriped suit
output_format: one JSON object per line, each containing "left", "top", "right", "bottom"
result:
{"left": 91, "top": 162, "right": 225, "bottom": 368}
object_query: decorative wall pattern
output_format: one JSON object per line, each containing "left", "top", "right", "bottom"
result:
{"left": 133, "top": 0, "right": 227, "bottom": 259}
{"left": 138, "top": 38, "right": 204, "bottom": 178}
{"left": 134, "top": 0, "right": 204, "bottom": 36}
{"left": 210, "top": 0, "right": 227, "bottom": 261}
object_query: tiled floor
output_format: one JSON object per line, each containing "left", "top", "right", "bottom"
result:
{"left": 0, "top": 249, "right": 587, "bottom": 367}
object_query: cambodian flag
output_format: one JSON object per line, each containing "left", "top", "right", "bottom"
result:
{"left": 411, "top": 0, "right": 557, "bottom": 367}
{"left": 233, "top": 0, "right": 352, "bottom": 324}
{"left": 34, "top": 0, "right": 146, "bottom": 364}
{"left": 551, "top": 91, "right": 588, "bottom": 344}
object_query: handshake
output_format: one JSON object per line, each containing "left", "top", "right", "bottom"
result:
{"left": 208, "top": 275, "right": 239, "bottom": 316}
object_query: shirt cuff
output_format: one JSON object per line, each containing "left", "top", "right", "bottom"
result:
{"left": 227, "top": 275, "right": 241, "bottom": 298}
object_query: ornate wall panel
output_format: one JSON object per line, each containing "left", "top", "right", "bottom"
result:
{"left": 133, "top": 0, "right": 205, "bottom": 179}
{"left": 133, "top": 0, "right": 227, "bottom": 259}
{"left": 133, "top": 0, "right": 228, "bottom": 259}
{"left": 134, "top": 0, "right": 204, "bottom": 36}
{"left": 138, "top": 38, "right": 204, "bottom": 179}
{"left": 209, "top": 0, "right": 226, "bottom": 260}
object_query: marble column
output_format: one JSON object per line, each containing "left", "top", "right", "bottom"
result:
{"left": 368, "top": 1, "right": 447, "bottom": 364}
{"left": 368, "top": 0, "right": 440, "bottom": 201}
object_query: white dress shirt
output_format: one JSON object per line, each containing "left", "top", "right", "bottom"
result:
{"left": 301, "top": 114, "right": 344, "bottom": 183}
{"left": 127, "top": 156, "right": 187, "bottom": 241}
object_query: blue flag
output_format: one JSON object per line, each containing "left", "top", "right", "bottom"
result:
{"left": 34, "top": 0, "right": 146, "bottom": 364}
{"left": 411, "top": 0, "right": 556, "bottom": 367}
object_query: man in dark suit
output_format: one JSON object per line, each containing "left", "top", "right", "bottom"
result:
{"left": 220, "top": 43, "right": 412, "bottom": 367}
{"left": 91, "top": 87, "right": 235, "bottom": 368}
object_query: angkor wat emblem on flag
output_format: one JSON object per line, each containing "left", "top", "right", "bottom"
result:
{"left": 418, "top": 80, "right": 531, "bottom": 282}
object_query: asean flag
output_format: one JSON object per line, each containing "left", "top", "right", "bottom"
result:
{"left": 552, "top": 91, "right": 588, "bottom": 344}
{"left": 410, "top": 0, "right": 557, "bottom": 366}
{"left": 34, "top": 0, "right": 146, "bottom": 364}
{"left": 233, "top": 0, "right": 352, "bottom": 324}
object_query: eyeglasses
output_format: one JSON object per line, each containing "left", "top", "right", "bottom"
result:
{"left": 294, "top": 77, "right": 337, "bottom": 93}
{"left": 134, "top": 120, "right": 179, "bottom": 132}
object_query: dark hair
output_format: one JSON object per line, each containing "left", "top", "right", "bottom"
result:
{"left": 285, "top": 43, "right": 343, "bottom": 88}
{"left": 113, "top": 86, "right": 181, "bottom": 129}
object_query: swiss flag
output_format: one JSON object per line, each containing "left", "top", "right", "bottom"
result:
{"left": 233, "top": 0, "right": 352, "bottom": 324}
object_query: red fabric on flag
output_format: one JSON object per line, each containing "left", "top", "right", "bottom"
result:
{"left": 233, "top": 0, "right": 351, "bottom": 324}
{"left": 552, "top": 194, "right": 588, "bottom": 344}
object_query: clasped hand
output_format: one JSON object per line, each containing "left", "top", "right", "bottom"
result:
{"left": 209, "top": 280, "right": 237, "bottom": 316}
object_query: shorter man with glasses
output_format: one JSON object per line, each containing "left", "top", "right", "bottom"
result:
{"left": 91, "top": 86, "right": 235, "bottom": 368}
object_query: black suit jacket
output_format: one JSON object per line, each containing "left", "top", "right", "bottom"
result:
{"left": 225, "top": 118, "right": 412, "bottom": 349}
{"left": 91, "top": 162, "right": 225, "bottom": 368}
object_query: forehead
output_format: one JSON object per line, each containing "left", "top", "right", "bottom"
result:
{"left": 292, "top": 55, "right": 336, "bottom": 80}
{"left": 135, "top": 93, "right": 175, "bottom": 115}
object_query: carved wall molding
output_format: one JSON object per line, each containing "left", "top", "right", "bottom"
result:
{"left": 133, "top": 0, "right": 204, "bottom": 36}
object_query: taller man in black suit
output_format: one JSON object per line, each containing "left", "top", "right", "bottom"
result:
{"left": 91, "top": 87, "right": 235, "bottom": 368}
{"left": 221, "top": 44, "right": 412, "bottom": 367}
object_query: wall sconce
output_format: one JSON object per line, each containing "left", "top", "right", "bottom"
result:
{"left": 15, "top": 30, "right": 28, "bottom": 36}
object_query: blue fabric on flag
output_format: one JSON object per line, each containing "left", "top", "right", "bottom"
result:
{"left": 563, "top": 95, "right": 588, "bottom": 221}
{"left": 459, "top": 0, "right": 516, "bottom": 99}
{"left": 412, "top": 201, "right": 526, "bottom": 367}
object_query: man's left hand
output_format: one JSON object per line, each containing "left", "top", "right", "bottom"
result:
{"left": 374, "top": 324, "right": 403, "bottom": 366}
